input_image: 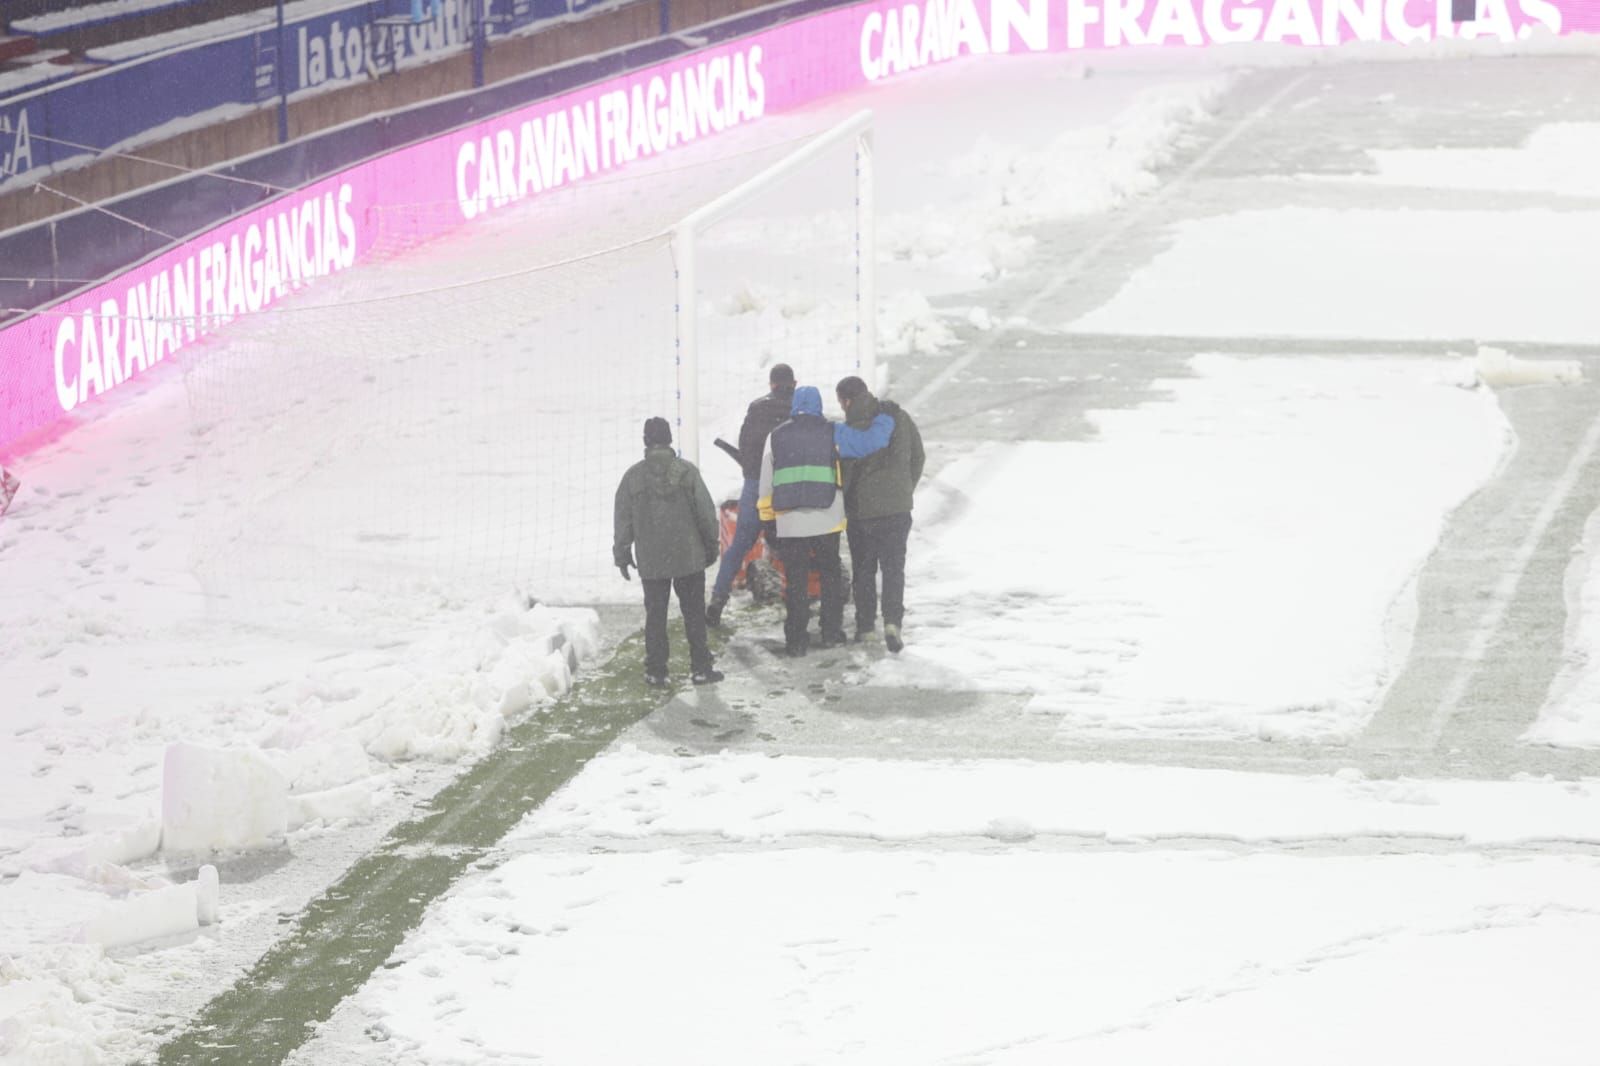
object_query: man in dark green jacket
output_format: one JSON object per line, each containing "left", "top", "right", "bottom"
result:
{"left": 834, "top": 376, "right": 925, "bottom": 653}
{"left": 614, "top": 417, "right": 724, "bottom": 686}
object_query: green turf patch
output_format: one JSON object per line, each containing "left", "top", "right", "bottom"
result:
{"left": 156, "top": 625, "right": 703, "bottom": 1065}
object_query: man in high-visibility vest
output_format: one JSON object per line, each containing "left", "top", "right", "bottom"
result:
{"left": 758, "top": 386, "right": 846, "bottom": 657}
{"left": 758, "top": 385, "right": 892, "bottom": 656}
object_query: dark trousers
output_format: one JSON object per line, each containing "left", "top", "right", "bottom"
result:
{"left": 846, "top": 511, "right": 913, "bottom": 631}
{"left": 776, "top": 532, "right": 844, "bottom": 648}
{"left": 642, "top": 572, "right": 713, "bottom": 676}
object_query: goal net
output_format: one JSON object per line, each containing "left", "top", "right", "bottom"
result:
{"left": 181, "top": 108, "right": 875, "bottom": 623}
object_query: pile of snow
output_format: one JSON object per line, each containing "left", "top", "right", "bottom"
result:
{"left": 0, "top": 861, "right": 220, "bottom": 1063}
{"left": 144, "top": 600, "right": 602, "bottom": 856}
{"left": 0, "top": 946, "right": 134, "bottom": 1066}
{"left": 878, "top": 290, "right": 957, "bottom": 356}
{"left": 83, "top": 865, "right": 220, "bottom": 950}
{"left": 1466, "top": 344, "right": 1583, "bottom": 389}
{"left": 696, "top": 65, "right": 1231, "bottom": 364}
{"left": 353, "top": 601, "right": 598, "bottom": 761}
{"left": 879, "top": 78, "right": 1225, "bottom": 287}
{"left": 2, "top": 862, "right": 219, "bottom": 954}
{"left": 0, "top": 557, "right": 600, "bottom": 1057}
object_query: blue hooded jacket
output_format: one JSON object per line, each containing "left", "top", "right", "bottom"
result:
{"left": 768, "top": 386, "right": 837, "bottom": 512}
{"left": 791, "top": 385, "right": 823, "bottom": 417}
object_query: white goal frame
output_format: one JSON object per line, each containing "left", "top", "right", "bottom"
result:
{"left": 670, "top": 108, "right": 876, "bottom": 466}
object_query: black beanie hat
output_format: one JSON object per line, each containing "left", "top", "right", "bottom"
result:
{"left": 770, "top": 363, "right": 795, "bottom": 387}
{"left": 643, "top": 417, "right": 673, "bottom": 447}
{"left": 836, "top": 375, "right": 869, "bottom": 403}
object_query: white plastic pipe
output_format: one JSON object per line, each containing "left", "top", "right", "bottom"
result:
{"left": 856, "top": 125, "right": 877, "bottom": 389}
{"left": 673, "top": 228, "right": 699, "bottom": 466}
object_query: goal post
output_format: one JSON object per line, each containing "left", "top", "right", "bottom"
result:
{"left": 671, "top": 109, "right": 876, "bottom": 465}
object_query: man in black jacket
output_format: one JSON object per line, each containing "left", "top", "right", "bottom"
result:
{"left": 835, "top": 376, "right": 925, "bottom": 653}
{"left": 707, "top": 363, "right": 795, "bottom": 626}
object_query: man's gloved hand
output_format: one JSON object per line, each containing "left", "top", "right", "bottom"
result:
{"left": 614, "top": 547, "right": 635, "bottom": 581}
{"left": 705, "top": 545, "right": 720, "bottom": 569}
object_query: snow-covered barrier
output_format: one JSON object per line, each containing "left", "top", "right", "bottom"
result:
{"left": 3, "top": 0, "right": 1598, "bottom": 458}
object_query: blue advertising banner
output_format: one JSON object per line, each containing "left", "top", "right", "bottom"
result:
{"left": 3, "top": 32, "right": 267, "bottom": 188}
{"left": 0, "top": 0, "right": 600, "bottom": 192}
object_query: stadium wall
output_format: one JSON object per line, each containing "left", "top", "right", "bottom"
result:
{"left": 2, "top": 0, "right": 1597, "bottom": 458}
{"left": 0, "top": 0, "right": 810, "bottom": 297}
{"left": 0, "top": 0, "right": 634, "bottom": 202}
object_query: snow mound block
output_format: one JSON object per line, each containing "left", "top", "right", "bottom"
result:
{"left": 79, "top": 866, "right": 219, "bottom": 950}
{"left": 984, "top": 816, "right": 1037, "bottom": 843}
{"left": 82, "top": 882, "right": 199, "bottom": 950}
{"left": 85, "top": 819, "right": 163, "bottom": 868}
{"left": 287, "top": 782, "right": 373, "bottom": 831}
{"left": 161, "top": 743, "right": 288, "bottom": 854}
{"left": 1472, "top": 345, "right": 1582, "bottom": 388}
{"left": 270, "top": 736, "right": 372, "bottom": 796}
{"left": 34, "top": 818, "right": 162, "bottom": 882}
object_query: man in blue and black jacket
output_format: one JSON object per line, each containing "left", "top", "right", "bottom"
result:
{"left": 834, "top": 376, "right": 925, "bottom": 654}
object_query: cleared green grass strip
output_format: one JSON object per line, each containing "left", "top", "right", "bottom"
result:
{"left": 155, "top": 629, "right": 680, "bottom": 1066}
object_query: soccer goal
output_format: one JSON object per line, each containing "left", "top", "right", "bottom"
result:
{"left": 182, "top": 108, "right": 877, "bottom": 618}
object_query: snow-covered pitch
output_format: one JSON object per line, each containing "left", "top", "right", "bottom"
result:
{"left": 5, "top": 33, "right": 1600, "bottom": 1066}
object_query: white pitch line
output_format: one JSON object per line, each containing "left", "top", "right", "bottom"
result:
{"left": 1424, "top": 406, "right": 1600, "bottom": 750}
{"left": 906, "top": 68, "right": 1315, "bottom": 415}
